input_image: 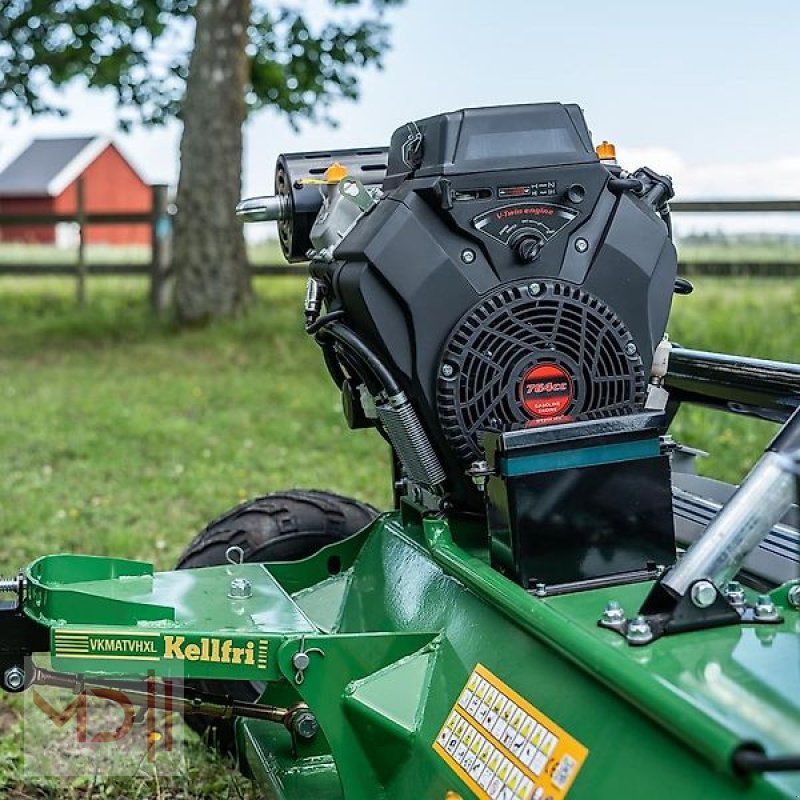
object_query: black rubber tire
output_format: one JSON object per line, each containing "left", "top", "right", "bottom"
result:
{"left": 175, "top": 489, "right": 378, "bottom": 753}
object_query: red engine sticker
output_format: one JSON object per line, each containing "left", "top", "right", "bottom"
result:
{"left": 520, "top": 363, "right": 573, "bottom": 418}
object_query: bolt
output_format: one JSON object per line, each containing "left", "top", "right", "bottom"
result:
{"left": 690, "top": 580, "right": 717, "bottom": 609}
{"left": 460, "top": 248, "right": 476, "bottom": 264}
{"left": 625, "top": 615, "right": 654, "bottom": 645}
{"left": 467, "top": 460, "right": 490, "bottom": 492}
{"left": 788, "top": 585, "right": 800, "bottom": 610}
{"left": 228, "top": 577, "right": 252, "bottom": 599}
{"left": 724, "top": 580, "right": 746, "bottom": 607}
{"left": 342, "top": 180, "right": 360, "bottom": 197}
{"left": 625, "top": 341, "right": 638, "bottom": 356}
{"left": 574, "top": 238, "right": 589, "bottom": 253}
{"left": 527, "top": 282, "right": 543, "bottom": 297}
{"left": 533, "top": 582, "right": 547, "bottom": 597}
{"left": 3, "top": 666, "right": 25, "bottom": 692}
{"left": 292, "top": 709, "right": 319, "bottom": 740}
{"left": 600, "top": 600, "right": 626, "bottom": 626}
{"left": 441, "top": 363, "right": 455, "bottom": 378}
{"left": 754, "top": 594, "right": 779, "bottom": 622}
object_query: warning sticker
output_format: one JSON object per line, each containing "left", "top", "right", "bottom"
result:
{"left": 433, "top": 664, "right": 588, "bottom": 800}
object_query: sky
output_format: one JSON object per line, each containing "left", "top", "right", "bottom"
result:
{"left": 1, "top": 0, "right": 799, "bottom": 236}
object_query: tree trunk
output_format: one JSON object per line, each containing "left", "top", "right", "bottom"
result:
{"left": 173, "top": 0, "right": 251, "bottom": 323}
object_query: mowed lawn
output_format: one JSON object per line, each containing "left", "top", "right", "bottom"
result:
{"left": 0, "top": 273, "right": 797, "bottom": 797}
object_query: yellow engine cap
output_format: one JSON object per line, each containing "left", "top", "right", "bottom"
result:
{"left": 324, "top": 162, "right": 349, "bottom": 182}
{"left": 595, "top": 140, "right": 616, "bottom": 160}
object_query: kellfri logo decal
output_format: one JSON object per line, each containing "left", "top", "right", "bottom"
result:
{"left": 53, "top": 629, "right": 269, "bottom": 671}
{"left": 163, "top": 635, "right": 258, "bottom": 666}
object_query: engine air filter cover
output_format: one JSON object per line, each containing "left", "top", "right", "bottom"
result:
{"left": 437, "top": 281, "right": 647, "bottom": 463}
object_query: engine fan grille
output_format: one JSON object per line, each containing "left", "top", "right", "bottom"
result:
{"left": 437, "top": 281, "right": 647, "bottom": 463}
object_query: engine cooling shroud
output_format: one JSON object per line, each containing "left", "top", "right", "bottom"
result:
{"left": 436, "top": 280, "right": 647, "bottom": 463}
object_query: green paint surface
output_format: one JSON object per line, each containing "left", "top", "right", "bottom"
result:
{"left": 24, "top": 509, "right": 800, "bottom": 799}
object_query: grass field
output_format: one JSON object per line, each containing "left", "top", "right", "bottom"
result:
{"left": 0, "top": 236, "right": 797, "bottom": 268}
{"left": 0, "top": 273, "right": 797, "bottom": 797}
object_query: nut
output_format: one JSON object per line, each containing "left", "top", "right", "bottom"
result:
{"left": 787, "top": 584, "right": 800, "bottom": 610}
{"left": 228, "top": 577, "right": 252, "bottom": 599}
{"left": 625, "top": 615, "right": 654, "bottom": 645}
{"left": 291, "top": 709, "right": 319, "bottom": 740}
{"left": 3, "top": 666, "right": 25, "bottom": 692}
{"left": 441, "top": 363, "right": 455, "bottom": 378}
{"left": 724, "top": 581, "right": 746, "bottom": 607}
{"left": 754, "top": 594, "right": 779, "bottom": 622}
{"left": 600, "top": 600, "right": 626, "bottom": 626}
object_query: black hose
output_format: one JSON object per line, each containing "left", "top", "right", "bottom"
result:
{"left": 319, "top": 340, "right": 347, "bottom": 390}
{"left": 733, "top": 747, "right": 800, "bottom": 774}
{"left": 607, "top": 177, "right": 643, "bottom": 194}
{"left": 306, "top": 309, "right": 345, "bottom": 335}
{"left": 316, "top": 321, "right": 402, "bottom": 396}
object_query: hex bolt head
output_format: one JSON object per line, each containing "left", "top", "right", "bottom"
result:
{"left": 788, "top": 585, "right": 800, "bottom": 610}
{"left": 228, "top": 577, "right": 252, "bottom": 599}
{"left": 625, "top": 341, "right": 638, "bottom": 356}
{"left": 574, "top": 238, "right": 589, "bottom": 253}
{"left": 724, "top": 580, "right": 746, "bottom": 607}
{"left": 441, "top": 363, "right": 455, "bottom": 378}
{"left": 601, "top": 600, "right": 626, "bottom": 626}
{"left": 625, "top": 615, "right": 654, "bottom": 645}
{"left": 690, "top": 580, "right": 717, "bottom": 609}
{"left": 3, "top": 665, "right": 25, "bottom": 692}
{"left": 527, "top": 282, "right": 543, "bottom": 297}
{"left": 292, "top": 709, "right": 319, "bottom": 740}
{"left": 754, "top": 594, "right": 779, "bottom": 622}
{"left": 460, "top": 248, "right": 476, "bottom": 264}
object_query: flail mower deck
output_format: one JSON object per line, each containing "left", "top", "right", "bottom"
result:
{"left": 2, "top": 102, "right": 799, "bottom": 799}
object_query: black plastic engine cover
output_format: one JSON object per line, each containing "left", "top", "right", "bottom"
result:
{"left": 327, "top": 103, "right": 677, "bottom": 506}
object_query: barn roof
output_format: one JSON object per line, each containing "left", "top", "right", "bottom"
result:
{"left": 0, "top": 136, "right": 111, "bottom": 197}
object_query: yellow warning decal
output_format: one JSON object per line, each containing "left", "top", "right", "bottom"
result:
{"left": 433, "top": 663, "right": 588, "bottom": 800}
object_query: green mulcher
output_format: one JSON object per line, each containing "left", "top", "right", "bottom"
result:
{"left": 2, "top": 102, "right": 799, "bottom": 799}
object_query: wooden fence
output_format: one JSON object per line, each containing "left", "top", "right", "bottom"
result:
{"left": 0, "top": 191, "right": 797, "bottom": 312}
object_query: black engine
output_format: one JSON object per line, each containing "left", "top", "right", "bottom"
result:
{"left": 239, "top": 102, "right": 678, "bottom": 513}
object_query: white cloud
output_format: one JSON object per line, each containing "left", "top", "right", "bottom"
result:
{"left": 616, "top": 146, "right": 800, "bottom": 235}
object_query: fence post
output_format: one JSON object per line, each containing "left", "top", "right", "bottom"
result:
{"left": 76, "top": 178, "right": 86, "bottom": 306}
{"left": 149, "top": 184, "right": 171, "bottom": 315}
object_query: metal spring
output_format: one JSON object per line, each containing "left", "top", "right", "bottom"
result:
{"left": 0, "top": 575, "right": 23, "bottom": 594}
{"left": 377, "top": 393, "right": 446, "bottom": 487}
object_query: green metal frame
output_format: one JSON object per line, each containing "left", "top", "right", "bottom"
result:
{"left": 21, "top": 501, "right": 800, "bottom": 799}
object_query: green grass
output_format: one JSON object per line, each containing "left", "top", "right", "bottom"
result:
{"left": 677, "top": 242, "right": 800, "bottom": 263}
{"left": 0, "top": 274, "right": 797, "bottom": 797}
{"left": 0, "top": 240, "right": 286, "bottom": 266}
{"left": 666, "top": 278, "right": 800, "bottom": 478}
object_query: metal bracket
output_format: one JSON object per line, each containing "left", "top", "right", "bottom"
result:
{"left": 598, "top": 580, "right": 784, "bottom": 646}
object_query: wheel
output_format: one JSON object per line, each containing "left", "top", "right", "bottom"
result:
{"left": 175, "top": 489, "right": 378, "bottom": 753}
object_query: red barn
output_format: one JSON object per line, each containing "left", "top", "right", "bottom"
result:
{"left": 0, "top": 136, "right": 151, "bottom": 245}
